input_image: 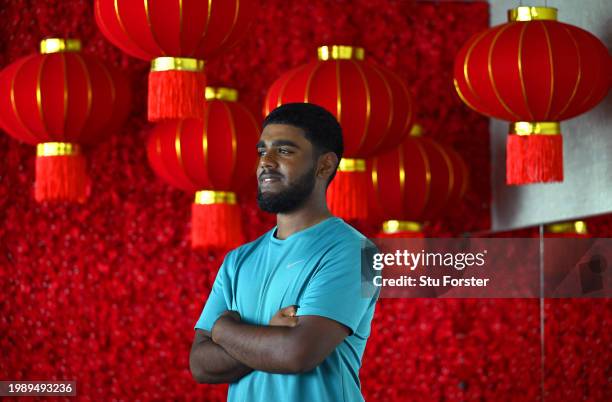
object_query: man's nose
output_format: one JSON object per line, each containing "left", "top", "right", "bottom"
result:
{"left": 259, "top": 150, "right": 278, "bottom": 170}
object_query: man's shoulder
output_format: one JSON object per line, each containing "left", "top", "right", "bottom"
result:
{"left": 321, "top": 218, "right": 376, "bottom": 255}
{"left": 326, "top": 218, "right": 369, "bottom": 243}
{"left": 330, "top": 218, "right": 367, "bottom": 239}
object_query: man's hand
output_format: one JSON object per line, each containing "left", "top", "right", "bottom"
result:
{"left": 189, "top": 328, "right": 253, "bottom": 384}
{"left": 212, "top": 310, "right": 241, "bottom": 343}
{"left": 269, "top": 305, "right": 298, "bottom": 327}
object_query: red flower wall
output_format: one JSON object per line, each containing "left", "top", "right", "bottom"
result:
{"left": 0, "top": 1, "right": 609, "bottom": 401}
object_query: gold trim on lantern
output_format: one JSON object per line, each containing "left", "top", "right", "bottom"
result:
{"left": 36, "top": 142, "right": 81, "bottom": 157}
{"left": 410, "top": 124, "right": 424, "bottom": 137}
{"left": 317, "top": 45, "right": 365, "bottom": 61}
{"left": 194, "top": 190, "right": 237, "bottom": 205}
{"left": 545, "top": 221, "right": 588, "bottom": 235}
{"left": 151, "top": 57, "right": 205, "bottom": 72}
{"left": 510, "top": 122, "right": 560, "bottom": 136}
{"left": 508, "top": 6, "right": 558, "bottom": 22}
{"left": 338, "top": 158, "right": 366, "bottom": 172}
{"left": 205, "top": 87, "right": 238, "bottom": 102}
{"left": 382, "top": 220, "right": 423, "bottom": 234}
{"left": 40, "top": 38, "right": 82, "bottom": 54}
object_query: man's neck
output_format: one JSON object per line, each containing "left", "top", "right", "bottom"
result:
{"left": 275, "top": 201, "right": 332, "bottom": 240}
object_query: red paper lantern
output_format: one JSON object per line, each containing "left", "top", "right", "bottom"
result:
{"left": 445, "top": 146, "right": 469, "bottom": 208}
{"left": 454, "top": 6, "right": 612, "bottom": 185}
{"left": 0, "top": 38, "right": 131, "bottom": 203}
{"left": 146, "top": 87, "right": 259, "bottom": 250}
{"left": 95, "top": 0, "right": 257, "bottom": 121}
{"left": 367, "top": 124, "right": 468, "bottom": 237}
{"left": 265, "top": 45, "right": 414, "bottom": 221}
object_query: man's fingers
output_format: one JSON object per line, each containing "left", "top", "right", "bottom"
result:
{"left": 280, "top": 305, "right": 298, "bottom": 317}
{"left": 269, "top": 313, "right": 299, "bottom": 327}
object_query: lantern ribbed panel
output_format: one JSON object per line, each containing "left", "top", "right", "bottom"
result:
{"left": 367, "top": 136, "right": 468, "bottom": 236}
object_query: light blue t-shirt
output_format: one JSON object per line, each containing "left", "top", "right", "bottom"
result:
{"left": 194, "top": 217, "right": 379, "bottom": 402}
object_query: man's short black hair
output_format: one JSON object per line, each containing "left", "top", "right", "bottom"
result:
{"left": 263, "top": 103, "right": 344, "bottom": 183}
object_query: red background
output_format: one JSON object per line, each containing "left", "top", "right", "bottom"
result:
{"left": 0, "top": 0, "right": 610, "bottom": 400}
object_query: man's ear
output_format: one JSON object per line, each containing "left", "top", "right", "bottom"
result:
{"left": 317, "top": 152, "right": 339, "bottom": 182}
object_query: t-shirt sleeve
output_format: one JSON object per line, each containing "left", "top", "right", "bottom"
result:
{"left": 296, "top": 239, "right": 378, "bottom": 334}
{"left": 194, "top": 253, "right": 234, "bottom": 332}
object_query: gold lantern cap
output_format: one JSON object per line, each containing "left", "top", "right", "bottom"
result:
{"left": 40, "top": 38, "right": 82, "bottom": 54}
{"left": 37, "top": 142, "right": 81, "bottom": 156}
{"left": 151, "top": 57, "right": 204, "bottom": 72}
{"left": 508, "top": 6, "right": 558, "bottom": 22}
{"left": 194, "top": 190, "right": 237, "bottom": 205}
{"left": 410, "top": 124, "right": 424, "bottom": 137}
{"left": 545, "top": 220, "right": 588, "bottom": 235}
{"left": 318, "top": 45, "right": 364, "bottom": 61}
{"left": 205, "top": 87, "right": 239, "bottom": 102}
{"left": 510, "top": 122, "right": 560, "bottom": 136}
{"left": 338, "top": 158, "right": 366, "bottom": 172}
{"left": 382, "top": 220, "right": 423, "bottom": 234}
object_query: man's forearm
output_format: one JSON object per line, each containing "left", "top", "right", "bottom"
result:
{"left": 212, "top": 320, "right": 304, "bottom": 374}
{"left": 190, "top": 336, "right": 253, "bottom": 384}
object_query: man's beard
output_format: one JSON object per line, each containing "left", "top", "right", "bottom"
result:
{"left": 257, "top": 167, "right": 316, "bottom": 213}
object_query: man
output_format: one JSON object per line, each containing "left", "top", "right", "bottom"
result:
{"left": 190, "top": 103, "right": 379, "bottom": 402}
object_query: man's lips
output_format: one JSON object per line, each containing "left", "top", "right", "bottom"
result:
{"left": 259, "top": 173, "right": 283, "bottom": 183}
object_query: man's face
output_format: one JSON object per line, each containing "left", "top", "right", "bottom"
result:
{"left": 256, "top": 124, "right": 318, "bottom": 213}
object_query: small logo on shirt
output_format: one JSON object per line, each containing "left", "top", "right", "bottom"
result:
{"left": 286, "top": 259, "right": 305, "bottom": 269}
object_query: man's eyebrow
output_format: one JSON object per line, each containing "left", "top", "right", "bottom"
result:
{"left": 256, "top": 140, "right": 301, "bottom": 149}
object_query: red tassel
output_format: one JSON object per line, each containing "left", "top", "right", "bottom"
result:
{"left": 191, "top": 203, "right": 244, "bottom": 250}
{"left": 506, "top": 134, "right": 563, "bottom": 185}
{"left": 35, "top": 154, "right": 89, "bottom": 203}
{"left": 148, "top": 70, "right": 205, "bottom": 121}
{"left": 327, "top": 170, "right": 369, "bottom": 221}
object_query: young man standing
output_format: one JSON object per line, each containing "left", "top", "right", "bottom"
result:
{"left": 190, "top": 103, "right": 379, "bottom": 402}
